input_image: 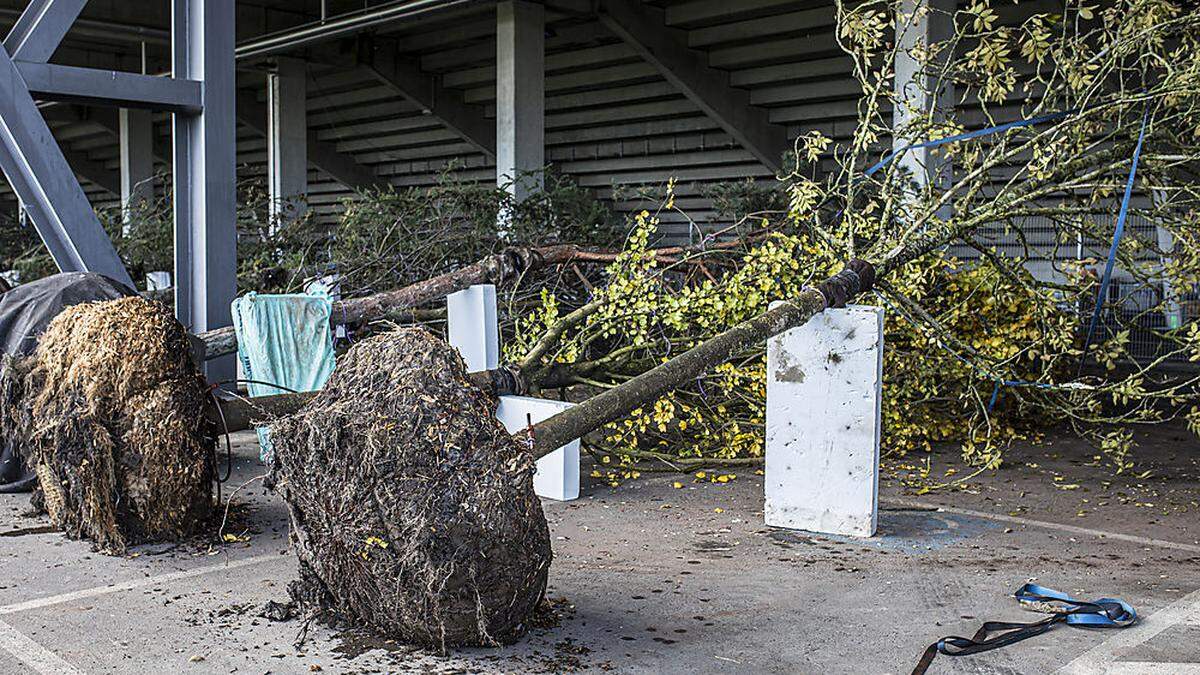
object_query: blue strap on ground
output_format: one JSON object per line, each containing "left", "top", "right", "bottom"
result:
{"left": 1015, "top": 583, "right": 1137, "bottom": 627}
{"left": 1078, "top": 106, "right": 1152, "bottom": 373}
{"left": 231, "top": 292, "right": 337, "bottom": 462}
{"left": 911, "top": 584, "right": 1136, "bottom": 674}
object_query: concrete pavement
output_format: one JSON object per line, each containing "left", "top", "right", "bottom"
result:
{"left": 1, "top": 423, "right": 1198, "bottom": 673}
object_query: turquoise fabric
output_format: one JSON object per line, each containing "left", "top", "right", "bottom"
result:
{"left": 232, "top": 292, "right": 336, "bottom": 461}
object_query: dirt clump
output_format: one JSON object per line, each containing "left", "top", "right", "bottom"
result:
{"left": 0, "top": 297, "right": 214, "bottom": 553}
{"left": 269, "top": 328, "right": 551, "bottom": 651}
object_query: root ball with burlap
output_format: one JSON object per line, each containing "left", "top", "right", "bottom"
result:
{"left": 0, "top": 296, "right": 214, "bottom": 553}
{"left": 268, "top": 328, "right": 552, "bottom": 651}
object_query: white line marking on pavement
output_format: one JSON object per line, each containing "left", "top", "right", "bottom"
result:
{"left": 0, "top": 553, "right": 281, "bottom": 615}
{"left": 883, "top": 499, "right": 1200, "bottom": 554}
{"left": 0, "top": 618, "right": 85, "bottom": 675}
{"left": 1080, "top": 665, "right": 1200, "bottom": 674}
{"left": 1058, "top": 586, "right": 1200, "bottom": 674}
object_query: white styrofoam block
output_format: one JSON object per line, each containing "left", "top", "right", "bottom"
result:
{"left": 496, "top": 395, "right": 580, "bottom": 502}
{"left": 146, "top": 271, "right": 171, "bottom": 291}
{"left": 446, "top": 284, "right": 499, "bottom": 372}
{"left": 765, "top": 304, "right": 883, "bottom": 537}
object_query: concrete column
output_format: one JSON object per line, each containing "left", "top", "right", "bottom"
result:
{"left": 497, "top": 396, "right": 580, "bottom": 502}
{"left": 496, "top": 0, "right": 544, "bottom": 203}
{"left": 893, "top": 0, "right": 955, "bottom": 218}
{"left": 267, "top": 57, "right": 308, "bottom": 226}
{"left": 119, "top": 108, "right": 155, "bottom": 228}
{"left": 1152, "top": 192, "right": 1183, "bottom": 329}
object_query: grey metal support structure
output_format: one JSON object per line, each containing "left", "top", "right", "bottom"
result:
{"left": 496, "top": 0, "right": 544, "bottom": 201}
{"left": 267, "top": 57, "right": 308, "bottom": 224}
{"left": 893, "top": 0, "right": 955, "bottom": 217}
{"left": 596, "top": 0, "right": 789, "bottom": 174}
{"left": 3, "top": 0, "right": 85, "bottom": 62}
{"left": 16, "top": 62, "right": 202, "bottom": 111}
{"left": 173, "top": 0, "right": 237, "bottom": 382}
{"left": 0, "top": 0, "right": 132, "bottom": 286}
{"left": 119, "top": 108, "right": 155, "bottom": 224}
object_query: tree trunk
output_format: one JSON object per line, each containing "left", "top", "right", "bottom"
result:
{"left": 194, "top": 235, "right": 767, "bottom": 362}
{"left": 528, "top": 290, "right": 827, "bottom": 457}
{"left": 525, "top": 220, "right": 957, "bottom": 458}
{"left": 196, "top": 244, "right": 586, "bottom": 361}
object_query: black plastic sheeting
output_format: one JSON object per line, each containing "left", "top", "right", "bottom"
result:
{"left": 0, "top": 272, "right": 136, "bottom": 493}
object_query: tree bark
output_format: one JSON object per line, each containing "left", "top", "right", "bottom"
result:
{"left": 196, "top": 245, "right": 586, "bottom": 361}
{"left": 528, "top": 290, "right": 828, "bottom": 457}
{"left": 194, "top": 234, "right": 767, "bottom": 362}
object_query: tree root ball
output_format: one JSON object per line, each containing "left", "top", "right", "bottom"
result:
{"left": 0, "top": 297, "right": 214, "bottom": 553}
{"left": 269, "top": 328, "right": 552, "bottom": 651}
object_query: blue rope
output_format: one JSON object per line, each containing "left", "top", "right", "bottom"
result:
{"left": 1078, "top": 106, "right": 1152, "bottom": 373}
{"left": 864, "top": 109, "right": 1076, "bottom": 178}
{"left": 862, "top": 105, "right": 1151, "bottom": 412}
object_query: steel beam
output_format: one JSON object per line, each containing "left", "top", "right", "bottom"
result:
{"left": 596, "top": 0, "right": 788, "bottom": 174}
{"left": 235, "top": 0, "right": 483, "bottom": 60}
{"left": 267, "top": 57, "right": 308, "bottom": 223}
{"left": 119, "top": 108, "right": 155, "bottom": 220}
{"left": 3, "top": 0, "right": 86, "bottom": 63}
{"left": 236, "top": 88, "right": 388, "bottom": 191}
{"left": 16, "top": 62, "right": 202, "bottom": 113}
{"left": 0, "top": 46, "right": 131, "bottom": 285}
{"left": 359, "top": 42, "right": 496, "bottom": 159}
{"left": 173, "top": 0, "right": 236, "bottom": 382}
{"left": 496, "top": 0, "right": 543, "bottom": 200}
{"left": 0, "top": 7, "right": 170, "bottom": 48}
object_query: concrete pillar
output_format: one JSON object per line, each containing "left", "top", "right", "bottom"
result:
{"left": 765, "top": 305, "right": 884, "bottom": 537}
{"left": 119, "top": 108, "right": 155, "bottom": 228}
{"left": 496, "top": 0, "right": 544, "bottom": 203}
{"left": 267, "top": 57, "right": 308, "bottom": 226}
{"left": 497, "top": 396, "right": 580, "bottom": 502}
{"left": 893, "top": 0, "right": 955, "bottom": 218}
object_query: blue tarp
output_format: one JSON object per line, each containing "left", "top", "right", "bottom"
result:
{"left": 232, "top": 292, "right": 336, "bottom": 461}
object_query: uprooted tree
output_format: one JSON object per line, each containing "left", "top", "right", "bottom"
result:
{"left": 8, "top": 0, "right": 1200, "bottom": 648}
{"left": 500, "top": 0, "right": 1200, "bottom": 477}
{"left": 227, "top": 0, "right": 1200, "bottom": 647}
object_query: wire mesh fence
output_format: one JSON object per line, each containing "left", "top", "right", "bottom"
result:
{"left": 954, "top": 211, "right": 1196, "bottom": 369}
